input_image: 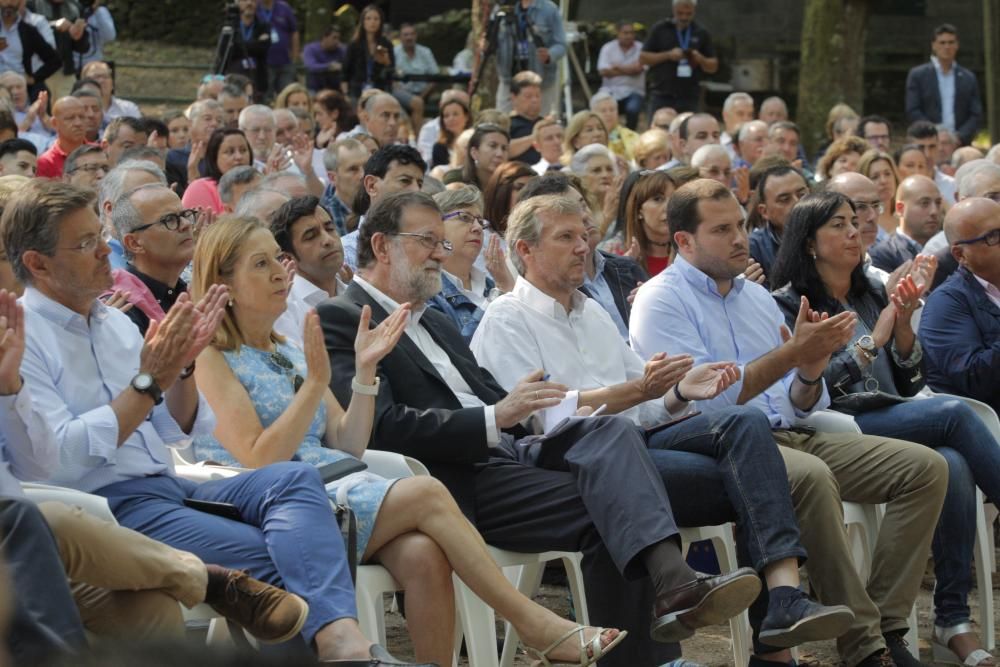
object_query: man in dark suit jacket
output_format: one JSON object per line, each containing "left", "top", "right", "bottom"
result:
{"left": 905, "top": 24, "right": 982, "bottom": 145}
{"left": 580, "top": 250, "right": 648, "bottom": 331}
{"left": 319, "top": 191, "right": 764, "bottom": 667}
{"left": 920, "top": 198, "right": 1000, "bottom": 415}
{"left": 0, "top": 6, "right": 62, "bottom": 102}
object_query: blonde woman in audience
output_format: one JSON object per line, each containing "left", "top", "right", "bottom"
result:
{"left": 190, "top": 216, "right": 625, "bottom": 667}
{"left": 859, "top": 149, "right": 902, "bottom": 240}
{"left": 569, "top": 144, "right": 620, "bottom": 237}
{"left": 634, "top": 128, "right": 671, "bottom": 170}
{"left": 562, "top": 110, "right": 609, "bottom": 165}
{"left": 275, "top": 83, "right": 312, "bottom": 113}
{"left": 816, "top": 136, "right": 868, "bottom": 181}
{"left": 163, "top": 110, "right": 191, "bottom": 151}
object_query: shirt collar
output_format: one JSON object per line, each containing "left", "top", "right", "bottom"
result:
{"left": 931, "top": 56, "right": 954, "bottom": 75}
{"left": 22, "top": 286, "right": 109, "bottom": 333}
{"left": 511, "top": 275, "right": 587, "bottom": 319}
{"left": 126, "top": 264, "right": 186, "bottom": 304}
{"left": 973, "top": 273, "right": 1000, "bottom": 298}
{"left": 673, "top": 254, "right": 745, "bottom": 298}
{"left": 591, "top": 249, "right": 607, "bottom": 275}
{"left": 353, "top": 275, "right": 428, "bottom": 325}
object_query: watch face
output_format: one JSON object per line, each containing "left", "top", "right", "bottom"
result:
{"left": 133, "top": 373, "right": 153, "bottom": 391}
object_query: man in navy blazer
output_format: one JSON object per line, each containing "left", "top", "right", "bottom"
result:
{"left": 868, "top": 174, "right": 943, "bottom": 272}
{"left": 920, "top": 197, "right": 1000, "bottom": 414}
{"left": 905, "top": 24, "right": 982, "bottom": 145}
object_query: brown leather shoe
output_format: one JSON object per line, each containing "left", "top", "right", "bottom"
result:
{"left": 650, "top": 567, "right": 761, "bottom": 643}
{"left": 207, "top": 570, "right": 309, "bottom": 644}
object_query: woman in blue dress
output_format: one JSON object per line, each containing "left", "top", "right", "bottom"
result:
{"left": 190, "top": 216, "right": 624, "bottom": 667}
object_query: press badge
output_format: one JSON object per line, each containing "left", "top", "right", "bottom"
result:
{"left": 677, "top": 59, "right": 692, "bottom": 78}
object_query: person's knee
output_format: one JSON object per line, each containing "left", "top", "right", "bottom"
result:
{"left": 910, "top": 446, "right": 950, "bottom": 499}
{"left": 938, "top": 447, "right": 977, "bottom": 504}
{"left": 397, "top": 476, "right": 457, "bottom": 516}
{"left": 268, "top": 460, "right": 325, "bottom": 490}
{"left": 785, "top": 453, "right": 839, "bottom": 504}
{"left": 394, "top": 533, "right": 453, "bottom": 588}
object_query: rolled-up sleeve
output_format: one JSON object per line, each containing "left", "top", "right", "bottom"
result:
{"left": 0, "top": 385, "right": 58, "bottom": 482}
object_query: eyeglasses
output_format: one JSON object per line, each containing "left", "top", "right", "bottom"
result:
{"left": 268, "top": 350, "right": 305, "bottom": 393}
{"left": 67, "top": 162, "right": 109, "bottom": 175}
{"left": 389, "top": 232, "right": 454, "bottom": 254}
{"left": 130, "top": 209, "right": 198, "bottom": 233}
{"left": 442, "top": 211, "right": 491, "bottom": 229}
{"left": 62, "top": 228, "right": 112, "bottom": 253}
{"left": 981, "top": 191, "right": 1000, "bottom": 203}
{"left": 851, "top": 200, "right": 885, "bottom": 216}
{"left": 954, "top": 228, "right": 1000, "bottom": 247}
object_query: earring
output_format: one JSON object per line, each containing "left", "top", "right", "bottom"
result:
{"left": 228, "top": 298, "right": 234, "bottom": 307}
{"left": 811, "top": 252, "right": 817, "bottom": 260}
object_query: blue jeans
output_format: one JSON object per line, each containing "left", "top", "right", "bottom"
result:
{"left": 96, "top": 462, "right": 356, "bottom": 646}
{"left": 646, "top": 406, "right": 808, "bottom": 652}
{"left": 617, "top": 92, "right": 645, "bottom": 130}
{"left": 854, "top": 396, "right": 1000, "bottom": 627}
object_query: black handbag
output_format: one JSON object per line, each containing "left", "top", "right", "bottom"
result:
{"left": 832, "top": 390, "right": 912, "bottom": 415}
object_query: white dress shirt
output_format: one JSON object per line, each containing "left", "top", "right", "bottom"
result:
{"left": 105, "top": 97, "right": 142, "bottom": 121}
{"left": 274, "top": 274, "right": 345, "bottom": 347}
{"left": 935, "top": 168, "right": 957, "bottom": 205}
{"left": 19, "top": 288, "right": 215, "bottom": 493}
{"left": 471, "top": 277, "right": 669, "bottom": 427}
{"left": 0, "top": 385, "right": 58, "bottom": 497}
{"left": 354, "top": 276, "right": 499, "bottom": 444}
{"left": 417, "top": 117, "right": 441, "bottom": 164}
{"left": 596, "top": 39, "right": 645, "bottom": 100}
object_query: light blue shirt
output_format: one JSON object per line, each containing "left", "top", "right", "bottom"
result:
{"left": 932, "top": 56, "right": 956, "bottom": 132}
{"left": 629, "top": 255, "right": 829, "bottom": 428}
{"left": 582, "top": 251, "right": 629, "bottom": 340}
{"left": 0, "top": 385, "right": 58, "bottom": 497}
{"left": 341, "top": 224, "right": 362, "bottom": 271}
{"left": 19, "top": 288, "right": 215, "bottom": 493}
{"left": 0, "top": 17, "right": 24, "bottom": 74}
{"left": 393, "top": 43, "right": 439, "bottom": 95}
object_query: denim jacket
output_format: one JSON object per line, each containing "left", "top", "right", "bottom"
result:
{"left": 427, "top": 273, "right": 495, "bottom": 343}
{"left": 491, "top": 0, "right": 566, "bottom": 83}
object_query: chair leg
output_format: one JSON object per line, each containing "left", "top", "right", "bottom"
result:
{"left": 974, "top": 496, "right": 996, "bottom": 651}
{"left": 562, "top": 554, "right": 590, "bottom": 627}
{"left": 454, "top": 575, "right": 501, "bottom": 667}
{"left": 710, "top": 533, "right": 750, "bottom": 667}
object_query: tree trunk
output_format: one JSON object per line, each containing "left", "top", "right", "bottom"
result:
{"left": 470, "top": 0, "right": 498, "bottom": 113}
{"left": 797, "top": 0, "right": 870, "bottom": 156}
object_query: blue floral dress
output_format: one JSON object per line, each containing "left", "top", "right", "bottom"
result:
{"left": 193, "top": 342, "right": 395, "bottom": 562}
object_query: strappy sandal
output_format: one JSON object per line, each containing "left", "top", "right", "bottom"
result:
{"left": 932, "top": 623, "right": 996, "bottom": 666}
{"left": 524, "top": 626, "right": 627, "bottom": 667}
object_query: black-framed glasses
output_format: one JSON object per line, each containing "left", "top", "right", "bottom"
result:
{"left": 851, "top": 200, "right": 885, "bottom": 216}
{"left": 130, "top": 209, "right": 198, "bottom": 234}
{"left": 67, "top": 162, "right": 109, "bottom": 175}
{"left": 442, "top": 211, "right": 491, "bottom": 229}
{"left": 954, "top": 228, "right": 1000, "bottom": 247}
{"left": 389, "top": 232, "right": 454, "bottom": 254}
{"left": 61, "top": 227, "right": 112, "bottom": 253}
{"left": 268, "top": 350, "right": 305, "bottom": 393}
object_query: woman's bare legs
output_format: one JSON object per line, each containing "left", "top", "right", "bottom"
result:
{"left": 363, "top": 477, "right": 620, "bottom": 663}
{"left": 371, "top": 532, "right": 456, "bottom": 666}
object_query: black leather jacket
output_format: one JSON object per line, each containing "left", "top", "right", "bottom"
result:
{"left": 771, "top": 279, "right": 925, "bottom": 399}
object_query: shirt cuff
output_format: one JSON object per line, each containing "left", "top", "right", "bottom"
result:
{"left": 484, "top": 405, "right": 500, "bottom": 446}
{"left": 80, "top": 404, "right": 120, "bottom": 464}
{"left": 791, "top": 381, "right": 831, "bottom": 419}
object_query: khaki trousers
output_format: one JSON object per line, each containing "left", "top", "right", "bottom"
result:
{"left": 773, "top": 430, "right": 948, "bottom": 666}
{"left": 39, "top": 502, "right": 208, "bottom": 640}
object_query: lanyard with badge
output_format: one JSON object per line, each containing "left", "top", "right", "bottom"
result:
{"left": 260, "top": 6, "right": 280, "bottom": 45}
{"left": 675, "top": 24, "right": 693, "bottom": 78}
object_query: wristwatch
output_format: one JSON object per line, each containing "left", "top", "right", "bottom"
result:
{"left": 131, "top": 372, "right": 163, "bottom": 405}
{"left": 854, "top": 335, "right": 878, "bottom": 362}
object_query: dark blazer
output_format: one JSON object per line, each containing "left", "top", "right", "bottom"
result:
{"left": 343, "top": 37, "right": 394, "bottom": 100}
{"left": 579, "top": 251, "right": 648, "bottom": 328}
{"left": 905, "top": 60, "right": 983, "bottom": 144}
{"left": 868, "top": 233, "right": 922, "bottom": 273}
{"left": 16, "top": 21, "right": 62, "bottom": 100}
{"left": 748, "top": 224, "right": 781, "bottom": 289}
{"left": 772, "top": 280, "right": 925, "bottom": 399}
{"left": 319, "top": 282, "right": 528, "bottom": 517}
{"left": 228, "top": 18, "right": 272, "bottom": 101}
{"left": 919, "top": 267, "right": 1000, "bottom": 415}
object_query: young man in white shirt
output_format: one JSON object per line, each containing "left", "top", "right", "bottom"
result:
{"left": 597, "top": 21, "right": 645, "bottom": 130}
{"left": 271, "top": 194, "right": 347, "bottom": 346}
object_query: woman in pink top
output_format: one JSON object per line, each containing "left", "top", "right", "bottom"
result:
{"left": 182, "top": 128, "right": 253, "bottom": 213}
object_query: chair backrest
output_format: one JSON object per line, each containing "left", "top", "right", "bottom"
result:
{"left": 21, "top": 483, "right": 117, "bottom": 523}
{"left": 361, "top": 450, "right": 417, "bottom": 479}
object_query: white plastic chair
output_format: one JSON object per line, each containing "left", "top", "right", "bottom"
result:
{"left": 679, "top": 523, "right": 751, "bottom": 667}
{"left": 20, "top": 482, "right": 233, "bottom": 644}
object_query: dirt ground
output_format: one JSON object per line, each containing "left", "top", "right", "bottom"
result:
{"left": 377, "top": 557, "right": 999, "bottom": 666}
